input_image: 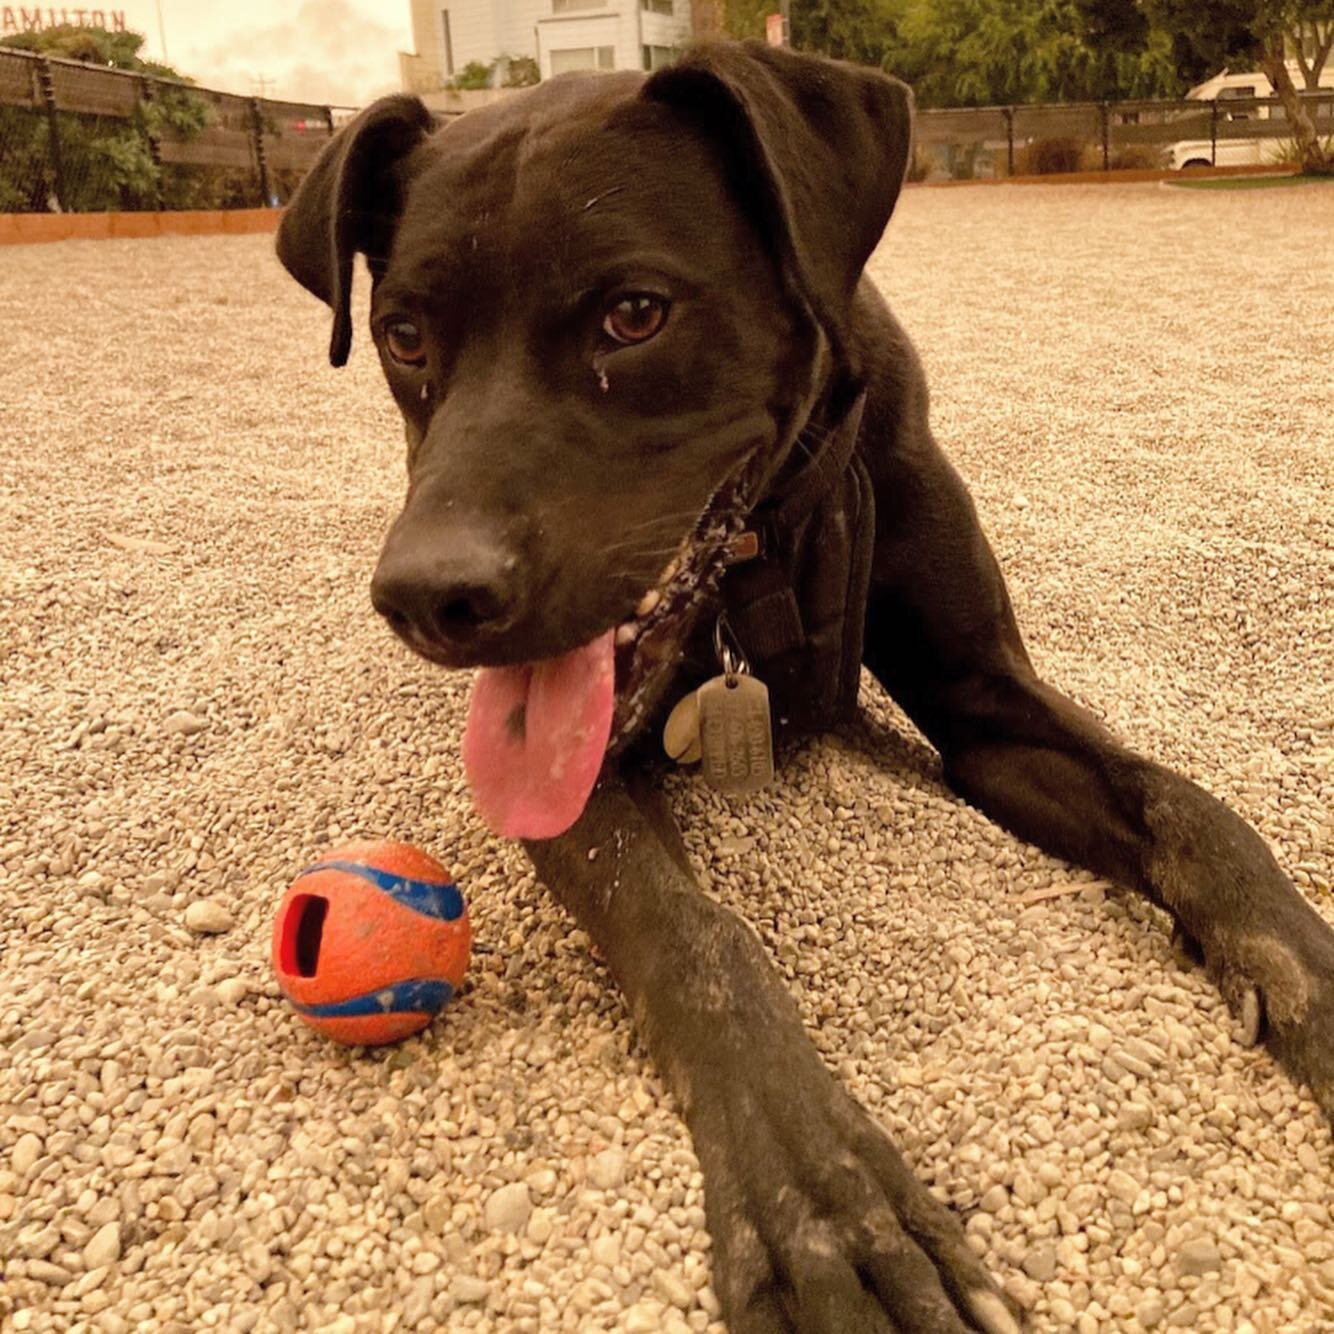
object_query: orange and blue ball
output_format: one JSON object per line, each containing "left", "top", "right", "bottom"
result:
{"left": 270, "top": 840, "right": 470, "bottom": 1046}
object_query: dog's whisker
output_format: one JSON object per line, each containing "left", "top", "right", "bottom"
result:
{"left": 596, "top": 544, "right": 683, "bottom": 564}
{"left": 602, "top": 513, "right": 702, "bottom": 537}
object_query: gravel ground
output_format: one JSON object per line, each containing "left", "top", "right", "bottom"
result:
{"left": 2, "top": 179, "right": 1332, "bottom": 1334}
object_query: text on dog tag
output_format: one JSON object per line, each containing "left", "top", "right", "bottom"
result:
{"left": 697, "top": 673, "right": 774, "bottom": 794}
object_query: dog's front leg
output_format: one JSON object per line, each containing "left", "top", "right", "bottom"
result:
{"left": 525, "top": 774, "right": 1019, "bottom": 1334}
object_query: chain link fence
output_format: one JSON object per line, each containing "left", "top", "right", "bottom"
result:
{"left": 914, "top": 90, "right": 1334, "bottom": 180}
{"left": 0, "top": 47, "right": 353, "bottom": 212}
{"left": 3, "top": 45, "right": 1333, "bottom": 212}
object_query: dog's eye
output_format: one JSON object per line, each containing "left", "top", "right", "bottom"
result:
{"left": 384, "top": 320, "right": 426, "bottom": 367}
{"left": 603, "top": 296, "right": 668, "bottom": 346}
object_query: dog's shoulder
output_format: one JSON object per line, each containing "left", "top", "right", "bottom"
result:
{"left": 850, "top": 278, "right": 931, "bottom": 467}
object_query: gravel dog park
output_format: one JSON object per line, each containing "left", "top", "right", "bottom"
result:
{"left": 2, "top": 7, "right": 1333, "bottom": 1334}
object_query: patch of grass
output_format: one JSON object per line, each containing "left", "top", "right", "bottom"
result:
{"left": 1169, "top": 174, "right": 1333, "bottom": 191}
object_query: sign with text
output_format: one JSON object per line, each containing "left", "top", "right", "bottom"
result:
{"left": 1, "top": 7, "right": 128, "bottom": 33}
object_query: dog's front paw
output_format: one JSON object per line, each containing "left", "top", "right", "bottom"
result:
{"left": 689, "top": 1060, "right": 1021, "bottom": 1334}
{"left": 1189, "top": 917, "right": 1334, "bottom": 1119}
{"left": 1145, "top": 779, "right": 1334, "bottom": 1119}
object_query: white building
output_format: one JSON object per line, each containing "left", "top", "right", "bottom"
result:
{"left": 400, "top": 0, "right": 699, "bottom": 93}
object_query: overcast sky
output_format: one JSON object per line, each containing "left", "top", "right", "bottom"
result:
{"left": 117, "top": 0, "right": 413, "bottom": 106}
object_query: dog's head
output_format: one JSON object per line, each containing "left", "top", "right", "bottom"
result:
{"left": 277, "top": 41, "right": 911, "bottom": 839}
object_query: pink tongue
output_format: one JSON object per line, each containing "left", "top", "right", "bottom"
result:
{"left": 462, "top": 630, "right": 616, "bottom": 840}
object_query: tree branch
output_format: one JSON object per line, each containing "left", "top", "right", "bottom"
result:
{"left": 1314, "top": 23, "right": 1334, "bottom": 85}
{"left": 1290, "top": 21, "right": 1315, "bottom": 90}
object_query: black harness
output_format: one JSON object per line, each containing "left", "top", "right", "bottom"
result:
{"left": 716, "top": 385, "right": 874, "bottom": 734}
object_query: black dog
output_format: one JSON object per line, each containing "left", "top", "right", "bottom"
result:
{"left": 276, "top": 41, "right": 1333, "bottom": 1333}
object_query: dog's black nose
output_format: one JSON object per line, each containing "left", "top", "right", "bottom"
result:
{"left": 370, "top": 531, "right": 518, "bottom": 650}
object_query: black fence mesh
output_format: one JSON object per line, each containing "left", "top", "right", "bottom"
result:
{"left": 910, "top": 90, "right": 1334, "bottom": 179}
{"left": 0, "top": 59, "right": 50, "bottom": 211}
{"left": 0, "top": 47, "right": 353, "bottom": 213}
{"left": 3, "top": 45, "right": 1333, "bottom": 212}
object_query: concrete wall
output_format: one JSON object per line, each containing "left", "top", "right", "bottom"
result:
{"left": 403, "top": 0, "right": 693, "bottom": 88}
{"left": 406, "top": 0, "right": 451, "bottom": 85}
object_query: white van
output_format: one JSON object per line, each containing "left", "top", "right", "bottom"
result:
{"left": 1170, "top": 64, "right": 1334, "bottom": 169}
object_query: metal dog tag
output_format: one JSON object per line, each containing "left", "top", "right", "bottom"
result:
{"left": 662, "top": 690, "right": 702, "bottom": 764}
{"left": 697, "top": 673, "right": 774, "bottom": 794}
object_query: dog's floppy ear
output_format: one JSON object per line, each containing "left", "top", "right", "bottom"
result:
{"left": 645, "top": 41, "right": 912, "bottom": 353}
{"left": 276, "top": 95, "right": 436, "bottom": 367}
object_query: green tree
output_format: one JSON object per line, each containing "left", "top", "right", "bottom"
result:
{"left": 792, "top": 0, "right": 902, "bottom": 65}
{"left": 721, "top": 0, "right": 778, "bottom": 43}
{"left": 886, "top": 0, "right": 1179, "bottom": 105}
{"left": 2, "top": 23, "right": 181, "bottom": 77}
{"left": 0, "top": 25, "right": 211, "bottom": 210}
{"left": 720, "top": 0, "right": 1180, "bottom": 105}
{"left": 1080, "top": 0, "right": 1334, "bottom": 170}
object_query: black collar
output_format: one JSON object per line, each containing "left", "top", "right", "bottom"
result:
{"left": 716, "top": 383, "right": 869, "bottom": 668}
{"left": 727, "top": 382, "right": 868, "bottom": 566}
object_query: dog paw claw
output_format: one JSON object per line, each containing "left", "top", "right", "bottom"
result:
{"left": 968, "top": 1287, "right": 1024, "bottom": 1334}
{"left": 1170, "top": 922, "right": 1204, "bottom": 968}
{"left": 693, "top": 1063, "right": 1018, "bottom": 1333}
{"left": 1235, "top": 985, "right": 1263, "bottom": 1049}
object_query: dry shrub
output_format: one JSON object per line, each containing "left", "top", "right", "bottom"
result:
{"left": 906, "top": 147, "right": 931, "bottom": 182}
{"left": 1017, "top": 137, "right": 1086, "bottom": 175}
{"left": 1107, "top": 142, "right": 1166, "bottom": 171}
{"left": 1273, "top": 132, "right": 1334, "bottom": 174}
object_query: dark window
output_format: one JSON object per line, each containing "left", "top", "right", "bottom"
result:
{"left": 550, "top": 46, "right": 616, "bottom": 74}
{"left": 642, "top": 44, "right": 676, "bottom": 71}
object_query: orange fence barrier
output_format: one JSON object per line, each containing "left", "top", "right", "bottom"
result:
{"left": 912, "top": 164, "right": 1295, "bottom": 188}
{"left": 0, "top": 208, "right": 281, "bottom": 245}
{"left": 0, "top": 164, "right": 1305, "bottom": 246}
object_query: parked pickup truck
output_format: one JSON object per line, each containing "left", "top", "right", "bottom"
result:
{"left": 1170, "top": 65, "right": 1334, "bottom": 169}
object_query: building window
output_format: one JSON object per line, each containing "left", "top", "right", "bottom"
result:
{"left": 552, "top": 0, "right": 608, "bottom": 10}
{"left": 550, "top": 46, "right": 616, "bottom": 75}
{"left": 642, "top": 0, "right": 673, "bottom": 11}
{"left": 642, "top": 44, "right": 676, "bottom": 70}
{"left": 439, "top": 9, "right": 454, "bottom": 77}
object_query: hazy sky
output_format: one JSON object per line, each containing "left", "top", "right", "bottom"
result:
{"left": 117, "top": 0, "right": 414, "bottom": 106}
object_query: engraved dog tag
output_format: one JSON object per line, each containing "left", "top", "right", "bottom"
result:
{"left": 697, "top": 673, "right": 774, "bottom": 794}
{"left": 662, "top": 690, "right": 702, "bottom": 764}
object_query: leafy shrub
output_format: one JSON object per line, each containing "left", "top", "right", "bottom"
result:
{"left": 0, "top": 26, "right": 211, "bottom": 211}
{"left": 499, "top": 56, "right": 539, "bottom": 88}
{"left": 450, "top": 61, "right": 493, "bottom": 91}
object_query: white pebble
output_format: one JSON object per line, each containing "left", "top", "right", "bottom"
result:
{"left": 587, "top": 1147, "right": 626, "bottom": 1190}
{"left": 483, "top": 1182, "right": 531, "bottom": 1233}
{"left": 82, "top": 1221, "right": 121, "bottom": 1270}
{"left": 215, "top": 977, "right": 249, "bottom": 1004}
{"left": 184, "top": 899, "right": 234, "bottom": 935}
{"left": 164, "top": 710, "right": 208, "bottom": 735}
{"left": 12, "top": 1133, "right": 42, "bottom": 1176}
{"left": 451, "top": 1275, "right": 491, "bottom": 1304}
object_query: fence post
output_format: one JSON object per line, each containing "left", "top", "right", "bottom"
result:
{"left": 1003, "top": 106, "right": 1014, "bottom": 177}
{"left": 1099, "top": 102, "right": 1110, "bottom": 171}
{"left": 139, "top": 76, "right": 164, "bottom": 210}
{"left": 250, "top": 97, "right": 272, "bottom": 207}
{"left": 1210, "top": 99, "right": 1218, "bottom": 166}
{"left": 35, "top": 57, "right": 68, "bottom": 212}
{"left": 324, "top": 105, "right": 335, "bottom": 138}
